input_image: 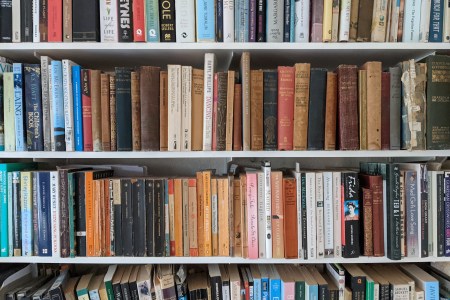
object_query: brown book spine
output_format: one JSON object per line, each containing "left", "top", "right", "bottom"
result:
{"left": 90, "top": 70, "right": 102, "bottom": 152}
{"left": 225, "top": 71, "right": 235, "bottom": 151}
{"left": 361, "top": 187, "right": 374, "bottom": 256}
{"left": 174, "top": 179, "right": 183, "bottom": 256}
{"left": 283, "top": 177, "right": 297, "bottom": 258}
{"left": 233, "top": 84, "right": 243, "bottom": 151}
{"left": 356, "top": 0, "right": 375, "bottom": 41}
{"left": 358, "top": 70, "right": 368, "bottom": 150}
{"left": 250, "top": 70, "right": 263, "bottom": 150}
{"left": 277, "top": 66, "right": 295, "bottom": 150}
{"left": 361, "top": 62, "right": 382, "bottom": 150}
{"left": 241, "top": 52, "right": 251, "bottom": 151}
{"left": 131, "top": 71, "right": 141, "bottom": 151}
{"left": 293, "top": 63, "right": 311, "bottom": 150}
{"left": 191, "top": 69, "right": 204, "bottom": 151}
{"left": 349, "top": 0, "right": 360, "bottom": 41}
{"left": 371, "top": 177, "right": 384, "bottom": 256}
{"left": 216, "top": 72, "right": 228, "bottom": 151}
{"left": 101, "top": 74, "right": 111, "bottom": 151}
{"left": 381, "top": 72, "right": 390, "bottom": 150}
{"left": 233, "top": 178, "right": 242, "bottom": 257}
{"left": 337, "top": 65, "right": 359, "bottom": 150}
{"left": 63, "top": 0, "right": 72, "bottom": 42}
{"left": 140, "top": 66, "right": 161, "bottom": 151}
{"left": 160, "top": 71, "right": 169, "bottom": 151}
{"left": 196, "top": 172, "right": 205, "bottom": 256}
{"left": 271, "top": 171, "right": 284, "bottom": 258}
{"left": 39, "top": 0, "right": 48, "bottom": 41}
{"left": 109, "top": 75, "right": 117, "bottom": 151}
{"left": 324, "top": 72, "right": 337, "bottom": 150}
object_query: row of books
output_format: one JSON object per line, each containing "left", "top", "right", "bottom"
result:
{"left": 2, "top": 159, "right": 450, "bottom": 259}
{"left": 0, "top": 0, "right": 449, "bottom": 43}
{"left": 1, "top": 53, "right": 449, "bottom": 152}
{"left": 2, "top": 262, "right": 449, "bottom": 300}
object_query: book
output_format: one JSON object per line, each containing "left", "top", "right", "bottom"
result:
{"left": 203, "top": 53, "right": 216, "bottom": 151}
{"left": 324, "top": 72, "right": 337, "bottom": 150}
{"left": 277, "top": 66, "right": 295, "bottom": 151}
{"left": 307, "top": 68, "right": 327, "bottom": 150}
{"left": 241, "top": 52, "right": 251, "bottom": 151}
{"left": 115, "top": 67, "right": 133, "bottom": 151}
{"left": 72, "top": 0, "right": 100, "bottom": 41}
{"left": 131, "top": 71, "right": 141, "bottom": 151}
{"left": 23, "top": 64, "right": 43, "bottom": 151}
{"left": 196, "top": 0, "right": 215, "bottom": 41}
{"left": 13, "top": 63, "right": 25, "bottom": 151}
{"left": 250, "top": 70, "right": 263, "bottom": 150}
{"left": 262, "top": 70, "right": 278, "bottom": 151}
{"left": 90, "top": 70, "right": 102, "bottom": 152}
{"left": 293, "top": 63, "right": 310, "bottom": 151}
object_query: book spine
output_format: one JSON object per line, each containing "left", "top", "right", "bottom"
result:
{"left": 389, "top": 66, "right": 401, "bottom": 150}
{"left": 361, "top": 188, "right": 373, "bottom": 256}
{"left": 266, "top": 0, "right": 283, "bottom": 42}
{"left": 7, "top": 172, "right": 13, "bottom": 256}
{"left": 0, "top": 0, "right": 13, "bottom": 42}
{"left": 250, "top": 70, "right": 263, "bottom": 150}
{"left": 75, "top": 173, "right": 86, "bottom": 256}
{"left": 310, "top": 0, "right": 323, "bottom": 41}
{"left": 12, "top": 171, "right": 21, "bottom": 256}
{"left": 284, "top": 177, "right": 297, "bottom": 258}
{"left": 323, "top": 0, "right": 333, "bottom": 41}
{"left": 37, "top": 174, "right": 51, "bottom": 256}
{"left": 13, "top": 63, "right": 25, "bottom": 151}
{"left": 381, "top": 72, "right": 390, "bottom": 150}
{"left": 51, "top": 61, "right": 65, "bottom": 151}
{"left": 181, "top": 66, "right": 192, "bottom": 151}
{"left": 62, "top": 60, "right": 74, "bottom": 151}
{"left": 249, "top": 0, "right": 257, "bottom": 41}
{"left": 233, "top": 83, "right": 242, "bottom": 151}
{"left": 262, "top": 70, "right": 277, "bottom": 150}
{"left": 0, "top": 169, "right": 7, "bottom": 256}
{"left": 33, "top": 0, "right": 40, "bottom": 41}
{"left": 50, "top": 171, "right": 59, "bottom": 257}
{"left": 293, "top": 63, "right": 310, "bottom": 150}
{"left": 133, "top": 179, "right": 146, "bottom": 256}
{"left": 133, "top": 0, "right": 145, "bottom": 41}
{"left": 315, "top": 173, "right": 325, "bottom": 259}
{"left": 115, "top": 67, "right": 133, "bottom": 151}
{"left": 307, "top": 68, "right": 327, "bottom": 150}
{"left": 332, "top": 172, "right": 342, "bottom": 257}
{"left": 246, "top": 173, "right": 258, "bottom": 259}
{"left": 100, "top": 0, "right": 118, "bottom": 42}
{"left": 12, "top": 0, "right": 20, "bottom": 42}
{"left": 90, "top": 70, "right": 102, "bottom": 151}
{"left": 24, "top": 64, "right": 44, "bottom": 151}
{"left": 324, "top": 72, "right": 337, "bottom": 150}
{"left": 167, "top": 65, "right": 181, "bottom": 151}
{"left": 40, "top": 57, "right": 52, "bottom": 151}
{"left": 121, "top": 179, "right": 133, "bottom": 256}
{"left": 225, "top": 71, "right": 235, "bottom": 151}
{"left": 175, "top": 0, "right": 195, "bottom": 42}
{"left": 203, "top": 54, "right": 215, "bottom": 150}
{"left": 389, "top": 0, "right": 400, "bottom": 41}
{"left": 419, "top": 0, "right": 431, "bottom": 41}
{"left": 444, "top": 0, "right": 450, "bottom": 42}
{"left": 130, "top": 71, "right": 141, "bottom": 150}
{"left": 4, "top": 73, "right": 15, "bottom": 152}
{"left": 58, "top": 170, "right": 69, "bottom": 257}
{"left": 101, "top": 74, "right": 111, "bottom": 151}
{"left": 68, "top": 174, "right": 76, "bottom": 257}
{"left": 256, "top": 0, "right": 265, "bottom": 41}
{"left": 160, "top": 0, "right": 176, "bottom": 42}
{"left": 81, "top": 69, "right": 93, "bottom": 151}
{"left": 445, "top": 175, "right": 450, "bottom": 256}
{"left": 420, "top": 165, "right": 428, "bottom": 257}
{"left": 196, "top": 0, "right": 215, "bottom": 41}
{"left": 47, "top": 0, "right": 62, "bottom": 41}
{"left": 174, "top": 179, "right": 184, "bottom": 256}
{"left": 349, "top": 0, "right": 358, "bottom": 40}
{"left": 241, "top": 52, "right": 251, "bottom": 151}
{"left": 371, "top": 0, "right": 389, "bottom": 41}
{"left": 293, "top": 169, "right": 302, "bottom": 259}
{"left": 262, "top": 163, "right": 272, "bottom": 258}
{"left": 145, "top": 0, "right": 159, "bottom": 41}
{"left": 20, "top": 0, "right": 33, "bottom": 42}
{"left": 277, "top": 66, "right": 295, "bottom": 150}
{"left": 72, "top": 66, "right": 83, "bottom": 151}
{"left": 341, "top": 172, "right": 360, "bottom": 258}
{"left": 323, "top": 172, "right": 334, "bottom": 257}
{"left": 109, "top": 75, "right": 117, "bottom": 151}
{"left": 331, "top": 0, "right": 339, "bottom": 41}
{"left": 21, "top": 172, "right": 32, "bottom": 256}
{"left": 216, "top": 0, "right": 224, "bottom": 42}
{"left": 62, "top": 0, "right": 71, "bottom": 42}
{"left": 224, "top": 0, "right": 235, "bottom": 42}
{"left": 402, "top": 0, "right": 422, "bottom": 41}
{"left": 118, "top": 0, "right": 133, "bottom": 42}
{"left": 387, "top": 164, "right": 402, "bottom": 260}
{"left": 306, "top": 172, "right": 316, "bottom": 259}
{"left": 429, "top": 0, "right": 444, "bottom": 42}
{"left": 271, "top": 172, "right": 284, "bottom": 258}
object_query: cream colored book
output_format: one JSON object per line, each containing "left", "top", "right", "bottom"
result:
{"left": 181, "top": 66, "right": 192, "bottom": 151}
{"left": 168, "top": 64, "right": 182, "bottom": 151}
{"left": 323, "top": 0, "right": 333, "bottom": 41}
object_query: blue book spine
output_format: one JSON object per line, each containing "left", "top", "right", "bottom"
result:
{"left": 261, "top": 277, "right": 269, "bottom": 300}
{"left": 425, "top": 281, "right": 439, "bottom": 300}
{"left": 235, "top": 0, "right": 249, "bottom": 41}
{"left": 290, "top": 0, "right": 295, "bottom": 42}
{"left": 37, "top": 172, "right": 52, "bottom": 256}
{"left": 13, "top": 63, "right": 25, "bottom": 152}
{"left": 89, "top": 291, "right": 100, "bottom": 300}
{"left": 72, "top": 65, "right": 83, "bottom": 151}
{"left": 445, "top": 175, "right": 450, "bottom": 256}
{"left": 270, "top": 279, "right": 281, "bottom": 300}
{"left": 24, "top": 64, "right": 44, "bottom": 151}
{"left": 234, "top": 0, "right": 242, "bottom": 41}
{"left": 216, "top": 0, "right": 224, "bottom": 41}
{"left": 146, "top": 0, "right": 160, "bottom": 42}
{"left": 254, "top": 278, "right": 261, "bottom": 300}
{"left": 164, "top": 179, "right": 170, "bottom": 256}
{"left": 51, "top": 61, "right": 66, "bottom": 151}
{"left": 309, "top": 284, "right": 318, "bottom": 300}
{"left": 196, "top": 0, "right": 216, "bottom": 41}
{"left": 0, "top": 168, "right": 7, "bottom": 256}
{"left": 429, "top": 0, "right": 444, "bottom": 42}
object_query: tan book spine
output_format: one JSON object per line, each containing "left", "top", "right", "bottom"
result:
{"left": 109, "top": 75, "right": 117, "bottom": 151}
{"left": 90, "top": 70, "right": 102, "bottom": 152}
{"left": 233, "top": 178, "right": 242, "bottom": 257}
{"left": 211, "top": 178, "right": 219, "bottom": 256}
{"left": 218, "top": 178, "right": 230, "bottom": 256}
{"left": 349, "top": 0, "right": 360, "bottom": 41}
{"left": 63, "top": 0, "right": 72, "bottom": 42}
{"left": 160, "top": 71, "right": 168, "bottom": 151}
{"left": 323, "top": 0, "right": 333, "bottom": 41}
{"left": 168, "top": 65, "right": 182, "bottom": 151}
{"left": 191, "top": 68, "right": 204, "bottom": 151}
{"left": 250, "top": 70, "right": 263, "bottom": 150}
{"left": 324, "top": 72, "right": 337, "bottom": 150}
{"left": 100, "top": 74, "right": 111, "bottom": 151}
{"left": 203, "top": 171, "right": 212, "bottom": 256}
{"left": 225, "top": 71, "right": 235, "bottom": 151}
{"left": 271, "top": 171, "right": 284, "bottom": 258}
{"left": 358, "top": 70, "right": 368, "bottom": 150}
{"left": 182, "top": 179, "right": 189, "bottom": 256}
{"left": 371, "top": 0, "right": 389, "bottom": 42}
{"left": 241, "top": 52, "right": 251, "bottom": 151}
{"left": 131, "top": 71, "right": 141, "bottom": 151}
{"left": 196, "top": 172, "right": 205, "bottom": 256}
{"left": 361, "top": 62, "right": 382, "bottom": 150}
{"left": 293, "top": 63, "right": 311, "bottom": 150}
{"left": 99, "top": 179, "right": 105, "bottom": 256}
{"left": 331, "top": 0, "right": 340, "bottom": 41}
{"left": 240, "top": 174, "right": 248, "bottom": 258}
{"left": 188, "top": 179, "right": 198, "bottom": 256}
{"left": 174, "top": 178, "right": 183, "bottom": 256}
{"left": 233, "top": 84, "right": 243, "bottom": 151}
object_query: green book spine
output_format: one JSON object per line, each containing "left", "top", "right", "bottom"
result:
{"left": 145, "top": 0, "right": 160, "bottom": 42}
{"left": 295, "top": 281, "right": 305, "bottom": 300}
{"left": 105, "top": 281, "right": 114, "bottom": 300}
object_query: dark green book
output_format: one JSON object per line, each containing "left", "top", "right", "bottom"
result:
{"left": 307, "top": 68, "right": 327, "bottom": 150}
{"left": 115, "top": 67, "right": 133, "bottom": 151}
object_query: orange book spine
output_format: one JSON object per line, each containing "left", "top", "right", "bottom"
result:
{"left": 85, "top": 172, "right": 94, "bottom": 256}
{"left": 99, "top": 179, "right": 105, "bottom": 256}
{"left": 233, "top": 178, "right": 242, "bottom": 257}
{"left": 174, "top": 179, "right": 183, "bottom": 256}
{"left": 218, "top": 178, "right": 230, "bottom": 256}
{"left": 104, "top": 179, "right": 111, "bottom": 256}
{"left": 271, "top": 171, "right": 284, "bottom": 258}
{"left": 202, "top": 171, "right": 212, "bottom": 256}
{"left": 283, "top": 177, "right": 298, "bottom": 258}
{"left": 93, "top": 180, "right": 100, "bottom": 256}
{"left": 188, "top": 179, "right": 198, "bottom": 256}
{"left": 168, "top": 179, "right": 175, "bottom": 256}
{"left": 196, "top": 172, "right": 205, "bottom": 256}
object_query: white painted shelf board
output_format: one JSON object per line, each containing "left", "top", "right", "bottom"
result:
{"left": 0, "top": 256, "right": 449, "bottom": 264}
{"left": 0, "top": 150, "right": 449, "bottom": 159}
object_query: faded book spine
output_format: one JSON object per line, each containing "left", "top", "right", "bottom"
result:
{"left": 100, "top": 73, "right": 111, "bottom": 151}
{"left": 191, "top": 68, "right": 204, "bottom": 151}
{"left": 140, "top": 66, "right": 161, "bottom": 151}
{"left": 216, "top": 72, "right": 228, "bottom": 151}
{"left": 131, "top": 71, "right": 141, "bottom": 151}
{"left": 324, "top": 72, "right": 337, "bottom": 150}
{"left": 109, "top": 75, "right": 116, "bottom": 151}
{"left": 293, "top": 63, "right": 310, "bottom": 150}
{"left": 277, "top": 66, "right": 295, "bottom": 150}
{"left": 159, "top": 71, "right": 168, "bottom": 151}
{"left": 90, "top": 70, "right": 102, "bottom": 152}
{"left": 250, "top": 70, "right": 263, "bottom": 151}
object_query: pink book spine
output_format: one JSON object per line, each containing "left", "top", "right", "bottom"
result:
{"left": 283, "top": 282, "right": 295, "bottom": 299}
{"left": 246, "top": 172, "right": 259, "bottom": 259}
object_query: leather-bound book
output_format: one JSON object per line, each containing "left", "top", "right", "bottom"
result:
{"left": 263, "top": 70, "right": 278, "bottom": 151}
{"left": 159, "top": 71, "right": 168, "bottom": 151}
{"left": 277, "top": 66, "right": 295, "bottom": 150}
{"left": 90, "top": 70, "right": 102, "bottom": 152}
{"left": 233, "top": 84, "right": 243, "bottom": 151}
{"left": 115, "top": 67, "right": 133, "bottom": 151}
{"left": 324, "top": 72, "right": 337, "bottom": 150}
{"left": 381, "top": 72, "right": 390, "bottom": 150}
{"left": 307, "top": 68, "right": 327, "bottom": 150}
{"left": 216, "top": 72, "right": 228, "bottom": 151}
{"left": 356, "top": 0, "right": 374, "bottom": 41}
{"left": 293, "top": 63, "right": 310, "bottom": 151}
{"left": 140, "top": 66, "right": 161, "bottom": 151}
{"left": 250, "top": 70, "right": 263, "bottom": 150}
{"left": 131, "top": 71, "right": 141, "bottom": 151}
{"left": 360, "top": 187, "right": 373, "bottom": 256}
{"left": 336, "top": 65, "right": 359, "bottom": 150}
{"left": 100, "top": 74, "right": 111, "bottom": 151}
{"left": 283, "top": 177, "right": 297, "bottom": 258}
{"left": 191, "top": 68, "right": 204, "bottom": 151}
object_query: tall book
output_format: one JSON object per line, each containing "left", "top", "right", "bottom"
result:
{"left": 307, "top": 68, "right": 327, "bottom": 150}
{"left": 371, "top": 0, "right": 389, "bottom": 41}
{"left": 214, "top": 72, "right": 228, "bottom": 151}
{"left": 240, "top": 52, "right": 251, "bottom": 151}
{"left": 23, "top": 64, "right": 43, "bottom": 151}
{"left": 90, "top": 70, "right": 102, "bottom": 152}
{"left": 191, "top": 68, "right": 204, "bottom": 151}
{"left": 181, "top": 66, "right": 193, "bottom": 151}
{"left": 225, "top": 70, "right": 235, "bottom": 151}
{"left": 262, "top": 70, "right": 277, "bottom": 151}
{"left": 402, "top": 0, "right": 422, "bottom": 41}
{"left": 100, "top": 0, "right": 118, "bottom": 42}
{"left": 271, "top": 171, "right": 284, "bottom": 258}
{"left": 175, "top": 0, "right": 195, "bottom": 42}
{"left": 118, "top": 0, "right": 133, "bottom": 42}
{"left": 389, "top": 66, "right": 401, "bottom": 150}
{"left": 196, "top": 0, "right": 215, "bottom": 41}
{"left": 361, "top": 62, "right": 382, "bottom": 150}
{"left": 293, "top": 63, "right": 310, "bottom": 151}
{"left": 81, "top": 69, "right": 93, "bottom": 151}
{"left": 284, "top": 177, "right": 297, "bottom": 258}
{"left": 167, "top": 65, "right": 181, "bottom": 151}
{"left": 203, "top": 54, "right": 216, "bottom": 151}
{"left": 115, "top": 67, "right": 133, "bottom": 151}
{"left": 266, "top": 0, "right": 283, "bottom": 42}
{"left": 12, "top": 63, "right": 25, "bottom": 152}
{"left": 341, "top": 172, "right": 360, "bottom": 258}
{"left": 277, "top": 66, "right": 295, "bottom": 151}
{"left": 159, "top": 0, "right": 175, "bottom": 41}
{"left": 72, "top": 0, "right": 100, "bottom": 41}
{"left": 324, "top": 72, "right": 337, "bottom": 150}
{"left": 50, "top": 61, "right": 65, "bottom": 151}
{"left": 130, "top": 72, "right": 141, "bottom": 151}
{"left": 159, "top": 71, "right": 168, "bottom": 151}
{"left": 250, "top": 70, "right": 263, "bottom": 151}
{"left": 100, "top": 73, "right": 111, "bottom": 151}
{"left": 140, "top": 66, "right": 160, "bottom": 151}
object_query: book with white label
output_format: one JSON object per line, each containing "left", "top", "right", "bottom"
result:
{"left": 100, "top": 0, "right": 118, "bottom": 42}
{"left": 32, "top": 0, "right": 39, "bottom": 42}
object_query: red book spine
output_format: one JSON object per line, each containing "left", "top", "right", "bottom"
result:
{"left": 82, "top": 69, "right": 93, "bottom": 151}
{"left": 212, "top": 73, "right": 218, "bottom": 151}
{"left": 133, "top": 0, "right": 146, "bottom": 41}
{"left": 277, "top": 66, "right": 295, "bottom": 150}
{"left": 47, "top": 0, "right": 62, "bottom": 42}
{"left": 381, "top": 72, "right": 391, "bottom": 150}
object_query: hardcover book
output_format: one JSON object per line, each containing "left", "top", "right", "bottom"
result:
{"left": 263, "top": 70, "right": 277, "bottom": 150}
{"left": 115, "top": 67, "right": 133, "bottom": 151}
{"left": 72, "top": 0, "right": 100, "bottom": 41}
{"left": 307, "top": 68, "right": 327, "bottom": 150}
{"left": 293, "top": 63, "right": 310, "bottom": 150}
{"left": 277, "top": 66, "right": 295, "bottom": 150}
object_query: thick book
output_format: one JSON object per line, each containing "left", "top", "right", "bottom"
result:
{"left": 341, "top": 172, "right": 360, "bottom": 258}
{"left": 266, "top": 0, "right": 283, "bottom": 41}
{"left": 277, "top": 66, "right": 295, "bottom": 150}
{"left": 62, "top": 60, "right": 76, "bottom": 152}
{"left": 100, "top": 0, "right": 118, "bottom": 42}
{"left": 234, "top": 0, "right": 250, "bottom": 42}
{"left": 196, "top": 0, "right": 215, "bottom": 41}
{"left": 429, "top": 0, "right": 444, "bottom": 42}
{"left": 263, "top": 70, "right": 277, "bottom": 150}
{"left": 140, "top": 66, "right": 160, "bottom": 151}
{"left": 159, "top": 0, "right": 176, "bottom": 42}
{"left": 191, "top": 68, "right": 203, "bottom": 151}
{"left": 307, "top": 68, "right": 327, "bottom": 150}
{"left": 115, "top": 67, "right": 133, "bottom": 151}
{"left": 250, "top": 70, "right": 263, "bottom": 151}
{"left": 72, "top": 0, "right": 100, "bottom": 41}
{"left": 23, "top": 64, "right": 43, "bottom": 151}
{"left": 293, "top": 63, "right": 310, "bottom": 151}
{"left": 36, "top": 172, "right": 52, "bottom": 256}
{"left": 118, "top": 0, "right": 133, "bottom": 42}
{"left": 203, "top": 53, "right": 216, "bottom": 151}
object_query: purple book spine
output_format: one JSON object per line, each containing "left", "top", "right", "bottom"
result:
{"left": 249, "top": 0, "right": 257, "bottom": 41}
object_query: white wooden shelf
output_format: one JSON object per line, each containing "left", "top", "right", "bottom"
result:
{"left": 0, "top": 256, "right": 448, "bottom": 264}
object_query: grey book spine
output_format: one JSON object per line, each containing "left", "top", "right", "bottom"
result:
{"left": 389, "top": 66, "right": 401, "bottom": 150}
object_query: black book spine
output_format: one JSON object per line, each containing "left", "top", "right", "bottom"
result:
{"left": 24, "top": 64, "right": 43, "bottom": 151}
{"left": 129, "top": 281, "right": 139, "bottom": 300}
{"left": 256, "top": 0, "right": 266, "bottom": 42}
{"left": 349, "top": 275, "right": 365, "bottom": 300}
{"left": 72, "top": 0, "right": 100, "bottom": 41}
{"left": 121, "top": 178, "right": 134, "bottom": 256}
{"left": 216, "top": 0, "right": 223, "bottom": 42}
{"left": 158, "top": 0, "right": 175, "bottom": 42}
{"left": 437, "top": 173, "right": 445, "bottom": 257}
{"left": 318, "top": 284, "right": 329, "bottom": 300}
{"left": 58, "top": 170, "right": 69, "bottom": 257}
{"left": 39, "top": 0, "right": 47, "bottom": 41}
{"left": 342, "top": 171, "right": 360, "bottom": 258}
{"left": 262, "top": 70, "right": 278, "bottom": 150}
{"left": 113, "top": 283, "right": 123, "bottom": 300}
{"left": 115, "top": 67, "right": 133, "bottom": 150}
{"left": 121, "top": 281, "right": 131, "bottom": 300}
{"left": 210, "top": 276, "right": 222, "bottom": 300}
{"left": 379, "top": 284, "right": 389, "bottom": 300}
{"left": 75, "top": 172, "right": 87, "bottom": 256}
{"left": 154, "top": 179, "right": 165, "bottom": 256}
{"left": 307, "top": 68, "right": 327, "bottom": 150}
{"left": 0, "top": 0, "right": 12, "bottom": 42}
{"left": 20, "top": 0, "right": 33, "bottom": 42}
{"left": 118, "top": 0, "right": 133, "bottom": 42}
{"left": 146, "top": 179, "right": 154, "bottom": 256}
{"left": 387, "top": 164, "right": 401, "bottom": 260}
{"left": 301, "top": 172, "right": 308, "bottom": 259}
{"left": 32, "top": 173, "right": 39, "bottom": 256}
{"left": 420, "top": 164, "right": 429, "bottom": 257}
{"left": 12, "top": 172, "right": 21, "bottom": 255}
{"left": 133, "top": 178, "right": 146, "bottom": 256}
{"left": 283, "top": 0, "right": 290, "bottom": 42}
{"left": 114, "top": 182, "right": 123, "bottom": 256}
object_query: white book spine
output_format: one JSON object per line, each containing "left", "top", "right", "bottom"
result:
{"left": 181, "top": 66, "right": 192, "bottom": 151}
{"left": 338, "top": 0, "right": 351, "bottom": 41}
{"left": 316, "top": 172, "right": 324, "bottom": 259}
{"left": 306, "top": 172, "right": 316, "bottom": 260}
{"left": 371, "top": 0, "right": 389, "bottom": 41}
{"left": 444, "top": 0, "right": 450, "bottom": 42}
{"left": 419, "top": 0, "right": 431, "bottom": 41}
{"left": 100, "top": 0, "right": 119, "bottom": 42}
{"left": 257, "top": 172, "right": 266, "bottom": 258}
{"left": 32, "top": 0, "right": 40, "bottom": 42}
{"left": 294, "top": 169, "right": 302, "bottom": 258}
{"left": 332, "top": 172, "right": 342, "bottom": 258}
{"left": 222, "top": 285, "right": 230, "bottom": 300}
{"left": 62, "top": 60, "right": 75, "bottom": 152}
{"left": 262, "top": 163, "right": 272, "bottom": 259}
{"left": 176, "top": 0, "right": 196, "bottom": 42}
{"left": 12, "top": 0, "right": 20, "bottom": 42}
{"left": 50, "top": 171, "right": 60, "bottom": 257}
{"left": 374, "top": 283, "right": 380, "bottom": 300}
{"left": 389, "top": 0, "right": 400, "bottom": 41}
{"left": 168, "top": 65, "right": 182, "bottom": 152}
{"left": 266, "top": 0, "right": 284, "bottom": 42}
{"left": 223, "top": 0, "right": 235, "bottom": 42}
{"left": 202, "top": 53, "right": 215, "bottom": 151}
{"left": 323, "top": 172, "right": 334, "bottom": 257}
{"left": 403, "top": 0, "right": 422, "bottom": 42}
{"left": 294, "top": 0, "right": 310, "bottom": 42}
{"left": 48, "top": 65, "right": 55, "bottom": 151}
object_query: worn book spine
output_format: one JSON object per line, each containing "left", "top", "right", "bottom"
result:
{"left": 357, "top": 0, "right": 375, "bottom": 41}
{"left": 140, "top": 66, "right": 160, "bottom": 151}
{"left": 100, "top": 0, "right": 118, "bottom": 42}
{"left": 250, "top": 70, "right": 263, "bottom": 151}
{"left": 232, "top": 178, "right": 241, "bottom": 257}
{"left": 307, "top": 68, "right": 327, "bottom": 150}
{"left": 132, "top": 0, "right": 145, "bottom": 41}
{"left": 389, "top": 66, "right": 401, "bottom": 150}
{"left": 277, "top": 66, "right": 295, "bottom": 150}
{"left": 225, "top": 70, "right": 235, "bottom": 151}
{"left": 109, "top": 75, "right": 116, "bottom": 151}
{"left": 81, "top": 69, "right": 93, "bottom": 151}
{"left": 131, "top": 71, "right": 141, "bottom": 150}
{"left": 361, "top": 188, "right": 374, "bottom": 256}
{"left": 263, "top": 70, "right": 277, "bottom": 151}
{"left": 159, "top": 71, "right": 168, "bottom": 151}
{"left": 203, "top": 54, "right": 216, "bottom": 150}
{"left": 215, "top": 72, "right": 227, "bottom": 151}
{"left": 310, "top": 0, "right": 324, "bottom": 41}
{"left": 381, "top": 72, "right": 390, "bottom": 150}
{"left": 203, "top": 171, "right": 212, "bottom": 256}
{"left": 359, "top": 70, "right": 367, "bottom": 150}
{"left": 266, "top": 0, "right": 283, "bottom": 41}
{"left": 159, "top": 0, "right": 175, "bottom": 41}
{"left": 90, "top": 70, "right": 102, "bottom": 152}
{"left": 360, "top": 62, "right": 381, "bottom": 150}
{"left": 240, "top": 52, "right": 251, "bottom": 151}
{"left": 293, "top": 63, "right": 310, "bottom": 150}
{"left": 349, "top": 0, "right": 359, "bottom": 40}
{"left": 196, "top": 172, "right": 205, "bottom": 256}
{"left": 323, "top": 0, "right": 333, "bottom": 41}
{"left": 191, "top": 68, "right": 203, "bottom": 151}
{"left": 371, "top": 0, "right": 389, "bottom": 41}
{"left": 188, "top": 179, "right": 198, "bottom": 256}
{"left": 324, "top": 72, "right": 337, "bottom": 150}
{"left": 118, "top": 0, "right": 133, "bottom": 42}
{"left": 72, "top": 0, "right": 100, "bottom": 41}
{"left": 341, "top": 172, "right": 360, "bottom": 258}
{"left": 115, "top": 67, "right": 133, "bottom": 151}
{"left": 389, "top": 0, "right": 400, "bottom": 41}
{"left": 100, "top": 74, "right": 111, "bottom": 151}
{"left": 233, "top": 83, "right": 242, "bottom": 151}
{"left": 24, "top": 64, "right": 44, "bottom": 151}
{"left": 62, "top": 0, "right": 71, "bottom": 42}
